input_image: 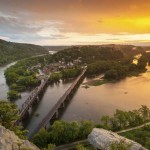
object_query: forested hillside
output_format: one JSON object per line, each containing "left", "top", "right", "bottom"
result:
{"left": 53, "top": 45, "right": 144, "bottom": 63}
{"left": 0, "top": 39, "right": 48, "bottom": 66}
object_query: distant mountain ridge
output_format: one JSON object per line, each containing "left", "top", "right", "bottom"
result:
{"left": 0, "top": 39, "right": 48, "bottom": 66}
{"left": 0, "top": 38, "right": 146, "bottom": 67}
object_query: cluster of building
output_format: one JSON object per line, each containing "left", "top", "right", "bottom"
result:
{"left": 43, "top": 58, "right": 82, "bottom": 74}
{"left": 28, "top": 57, "right": 82, "bottom": 78}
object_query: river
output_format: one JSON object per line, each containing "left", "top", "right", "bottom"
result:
{"left": 61, "top": 64, "right": 150, "bottom": 123}
{"left": 0, "top": 62, "right": 74, "bottom": 135}
{"left": 0, "top": 62, "right": 16, "bottom": 100}
{"left": 1, "top": 54, "right": 150, "bottom": 133}
{"left": 22, "top": 80, "right": 73, "bottom": 136}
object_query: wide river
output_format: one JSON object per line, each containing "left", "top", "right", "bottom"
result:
{"left": 61, "top": 68, "right": 150, "bottom": 122}
{"left": 0, "top": 55, "right": 150, "bottom": 134}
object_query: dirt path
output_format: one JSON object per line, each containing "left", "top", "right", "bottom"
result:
{"left": 116, "top": 122, "right": 150, "bottom": 134}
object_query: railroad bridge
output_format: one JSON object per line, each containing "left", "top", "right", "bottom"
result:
{"left": 18, "top": 75, "right": 50, "bottom": 121}
{"left": 29, "top": 67, "right": 87, "bottom": 139}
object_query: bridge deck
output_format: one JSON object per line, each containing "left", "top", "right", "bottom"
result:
{"left": 29, "top": 68, "right": 87, "bottom": 138}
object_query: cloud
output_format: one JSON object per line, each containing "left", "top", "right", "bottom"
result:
{"left": 0, "top": 36, "right": 9, "bottom": 41}
{"left": 0, "top": 14, "right": 67, "bottom": 43}
{"left": 0, "top": 0, "right": 150, "bottom": 45}
{"left": 0, "top": 16, "right": 42, "bottom": 33}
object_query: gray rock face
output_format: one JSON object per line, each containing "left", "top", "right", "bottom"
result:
{"left": 88, "top": 128, "right": 147, "bottom": 150}
{"left": 0, "top": 125, "right": 39, "bottom": 150}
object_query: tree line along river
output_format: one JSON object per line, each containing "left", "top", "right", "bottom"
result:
{"left": 1, "top": 54, "right": 150, "bottom": 135}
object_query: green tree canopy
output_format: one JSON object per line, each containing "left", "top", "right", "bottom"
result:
{"left": 0, "top": 100, "right": 27, "bottom": 139}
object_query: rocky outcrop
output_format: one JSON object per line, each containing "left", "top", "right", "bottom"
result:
{"left": 0, "top": 125, "right": 39, "bottom": 150}
{"left": 88, "top": 128, "right": 147, "bottom": 150}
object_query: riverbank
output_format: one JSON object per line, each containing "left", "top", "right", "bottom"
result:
{"left": 0, "top": 62, "right": 16, "bottom": 100}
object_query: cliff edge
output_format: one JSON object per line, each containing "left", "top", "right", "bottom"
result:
{"left": 0, "top": 125, "right": 39, "bottom": 150}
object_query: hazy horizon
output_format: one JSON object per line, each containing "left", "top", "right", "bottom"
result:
{"left": 2, "top": 38, "right": 150, "bottom": 47}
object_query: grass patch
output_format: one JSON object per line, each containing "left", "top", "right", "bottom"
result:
{"left": 83, "top": 79, "right": 116, "bottom": 86}
{"left": 82, "top": 85, "right": 90, "bottom": 89}
{"left": 88, "top": 80, "right": 107, "bottom": 86}
{"left": 35, "top": 113, "right": 40, "bottom": 117}
{"left": 128, "top": 69, "right": 147, "bottom": 77}
{"left": 128, "top": 72, "right": 141, "bottom": 77}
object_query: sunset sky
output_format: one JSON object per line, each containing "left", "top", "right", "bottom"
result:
{"left": 0, "top": 0, "right": 150, "bottom": 45}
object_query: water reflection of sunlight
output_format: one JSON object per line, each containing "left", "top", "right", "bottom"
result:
{"left": 132, "top": 59, "right": 138, "bottom": 65}
{"left": 132, "top": 53, "right": 150, "bottom": 80}
{"left": 61, "top": 52, "right": 150, "bottom": 122}
{"left": 144, "top": 66, "right": 150, "bottom": 79}
{"left": 132, "top": 54, "right": 142, "bottom": 65}
{"left": 143, "top": 72, "right": 150, "bottom": 79}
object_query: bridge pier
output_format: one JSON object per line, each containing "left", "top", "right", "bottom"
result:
{"left": 35, "top": 96, "right": 39, "bottom": 103}
{"left": 70, "top": 90, "right": 74, "bottom": 97}
{"left": 22, "top": 110, "right": 29, "bottom": 119}
{"left": 51, "top": 110, "right": 59, "bottom": 120}
{"left": 55, "top": 110, "right": 59, "bottom": 118}
{"left": 62, "top": 102, "right": 65, "bottom": 108}
{"left": 66, "top": 94, "right": 70, "bottom": 101}
{"left": 44, "top": 122, "right": 50, "bottom": 130}
{"left": 60, "top": 102, "right": 65, "bottom": 108}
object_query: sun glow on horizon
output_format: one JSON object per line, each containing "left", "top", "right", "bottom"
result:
{"left": 0, "top": 0, "right": 150, "bottom": 45}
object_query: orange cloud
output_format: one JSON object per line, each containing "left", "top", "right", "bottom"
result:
{"left": 0, "top": 0, "right": 150, "bottom": 45}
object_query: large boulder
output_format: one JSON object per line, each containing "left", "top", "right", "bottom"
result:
{"left": 88, "top": 128, "right": 147, "bottom": 150}
{"left": 0, "top": 125, "right": 39, "bottom": 150}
